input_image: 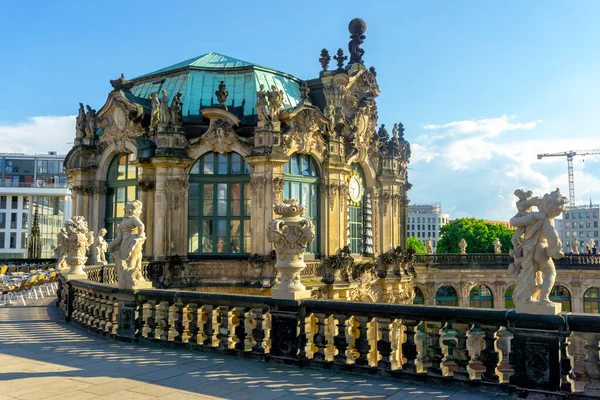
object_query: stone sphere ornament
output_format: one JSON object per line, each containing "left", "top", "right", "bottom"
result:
{"left": 348, "top": 18, "right": 367, "bottom": 35}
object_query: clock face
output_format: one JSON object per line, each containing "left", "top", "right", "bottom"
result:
{"left": 349, "top": 176, "right": 362, "bottom": 203}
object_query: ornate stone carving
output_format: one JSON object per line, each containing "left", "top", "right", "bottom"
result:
{"left": 110, "top": 73, "right": 134, "bottom": 92}
{"left": 392, "top": 193, "right": 400, "bottom": 215}
{"left": 339, "top": 184, "right": 349, "bottom": 202}
{"left": 494, "top": 238, "right": 502, "bottom": 254}
{"left": 299, "top": 81, "right": 310, "bottom": 102}
{"left": 272, "top": 177, "right": 285, "bottom": 203}
{"left": 268, "top": 85, "right": 284, "bottom": 122}
{"left": 267, "top": 199, "right": 316, "bottom": 300}
{"left": 280, "top": 108, "right": 327, "bottom": 157}
{"left": 215, "top": 81, "right": 229, "bottom": 109}
{"left": 94, "top": 182, "right": 107, "bottom": 196}
{"left": 62, "top": 216, "right": 93, "bottom": 279}
{"left": 380, "top": 191, "right": 391, "bottom": 217}
{"left": 91, "top": 228, "right": 108, "bottom": 265}
{"left": 327, "top": 183, "right": 339, "bottom": 211}
{"left": 96, "top": 90, "right": 144, "bottom": 142}
{"left": 249, "top": 176, "right": 267, "bottom": 208}
{"left": 194, "top": 110, "right": 252, "bottom": 155}
{"left": 256, "top": 84, "right": 270, "bottom": 128}
{"left": 509, "top": 188, "right": 568, "bottom": 315}
{"left": 76, "top": 103, "right": 86, "bottom": 140}
{"left": 108, "top": 200, "right": 150, "bottom": 290}
{"left": 83, "top": 105, "right": 98, "bottom": 139}
{"left": 138, "top": 178, "right": 156, "bottom": 192}
{"left": 333, "top": 48, "right": 347, "bottom": 71}
{"left": 426, "top": 238, "right": 433, "bottom": 255}
{"left": 170, "top": 92, "right": 183, "bottom": 128}
{"left": 348, "top": 18, "right": 367, "bottom": 65}
{"left": 319, "top": 48, "right": 331, "bottom": 71}
{"left": 459, "top": 239, "right": 467, "bottom": 254}
{"left": 349, "top": 271, "right": 377, "bottom": 302}
{"left": 149, "top": 92, "right": 160, "bottom": 132}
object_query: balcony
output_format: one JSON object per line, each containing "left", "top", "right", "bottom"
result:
{"left": 58, "top": 274, "right": 600, "bottom": 398}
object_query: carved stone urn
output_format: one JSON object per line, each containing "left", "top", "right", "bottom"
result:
{"left": 267, "top": 199, "right": 315, "bottom": 300}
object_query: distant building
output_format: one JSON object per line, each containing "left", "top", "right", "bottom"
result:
{"left": 407, "top": 204, "right": 449, "bottom": 252}
{"left": 482, "top": 219, "right": 514, "bottom": 229}
{"left": 0, "top": 152, "right": 72, "bottom": 259}
{"left": 561, "top": 203, "right": 600, "bottom": 253}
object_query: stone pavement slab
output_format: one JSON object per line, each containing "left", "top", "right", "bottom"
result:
{"left": 0, "top": 297, "right": 515, "bottom": 399}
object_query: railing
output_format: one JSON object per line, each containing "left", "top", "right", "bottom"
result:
{"left": 414, "top": 253, "right": 600, "bottom": 268}
{"left": 57, "top": 277, "right": 600, "bottom": 398}
{"left": 0, "top": 182, "right": 69, "bottom": 188}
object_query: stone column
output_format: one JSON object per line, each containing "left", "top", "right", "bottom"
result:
{"left": 267, "top": 199, "right": 315, "bottom": 300}
{"left": 153, "top": 171, "right": 168, "bottom": 261}
{"left": 138, "top": 178, "right": 155, "bottom": 259}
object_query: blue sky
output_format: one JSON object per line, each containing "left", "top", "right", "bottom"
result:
{"left": 1, "top": 0, "right": 600, "bottom": 220}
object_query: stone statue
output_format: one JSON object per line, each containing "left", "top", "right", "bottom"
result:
{"left": 588, "top": 239, "right": 596, "bottom": 254}
{"left": 159, "top": 90, "right": 170, "bottom": 129}
{"left": 149, "top": 92, "right": 160, "bottom": 131}
{"left": 425, "top": 238, "right": 433, "bottom": 255}
{"left": 348, "top": 18, "right": 367, "bottom": 64}
{"left": 108, "top": 200, "right": 149, "bottom": 289}
{"left": 571, "top": 237, "right": 580, "bottom": 254}
{"left": 55, "top": 228, "right": 68, "bottom": 271}
{"left": 324, "top": 97, "right": 336, "bottom": 132}
{"left": 84, "top": 105, "right": 98, "bottom": 139}
{"left": 268, "top": 85, "right": 284, "bottom": 122}
{"left": 392, "top": 123, "right": 399, "bottom": 140}
{"left": 494, "top": 238, "right": 502, "bottom": 254}
{"left": 267, "top": 198, "right": 316, "bottom": 300}
{"left": 299, "top": 81, "right": 310, "bottom": 102}
{"left": 378, "top": 124, "right": 389, "bottom": 142}
{"left": 75, "top": 103, "right": 86, "bottom": 139}
{"left": 62, "top": 216, "right": 93, "bottom": 278}
{"left": 215, "top": 81, "right": 229, "bottom": 109}
{"left": 256, "top": 84, "right": 270, "bottom": 126}
{"left": 169, "top": 92, "right": 183, "bottom": 127}
{"left": 459, "top": 239, "right": 467, "bottom": 254}
{"left": 509, "top": 188, "right": 568, "bottom": 314}
{"left": 92, "top": 228, "right": 108, "bottom": 265}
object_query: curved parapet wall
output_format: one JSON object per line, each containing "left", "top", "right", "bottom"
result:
{"left": 57, "top": 276, "right": 600, "bottom": 397}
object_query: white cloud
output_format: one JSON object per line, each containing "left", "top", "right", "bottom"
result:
{"left": 0, "top": 116, "right": 75, "bottom": 155}
{"left": 422, "top": 114, "right": 537, "bottom": 140}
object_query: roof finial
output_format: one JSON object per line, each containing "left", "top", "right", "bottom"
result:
{"left": 319, "top": 49, "right": 331, "bottom": 71}
{"left": 348, "top": 18, "right": 367, "bottom": 65}
{"left": 333, "top": 48, "right": 347, "bottom": 71}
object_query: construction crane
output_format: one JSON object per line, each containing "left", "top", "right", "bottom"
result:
{"left": 537, "top": 149, "right": 600, "bottom": 206}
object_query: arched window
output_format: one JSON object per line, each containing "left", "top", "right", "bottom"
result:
{"left": 347, "top": 165, "right": 372, "bottom": 256}
{"left": 504, "top": 284, "right": 515, "bottom": 309}
{"left": 435, "top": 285, "right": 458, "bottom": 306}
{"left": 188, "top": 152, "right": 250, "bottom": 256}
{"left": 550, "top": 285, "right": 572, "bottom": 312}
{"left": 584, "top": 287, "right": 600, "bottom": 314}
{"left": 283, "top": 154, "right": 319, "bottom": 254}
{"left": 469, "top": 285, "right": 494, "bottom": 308}
{"left": 105, "top": 154, "right": 138, "bottom": 240}
{"left": 413, "top": 287, "right": 425, "bottom": 305}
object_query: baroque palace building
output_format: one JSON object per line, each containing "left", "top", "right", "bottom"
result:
{"left": 64, "top": 19, "right": 411, "bottom": 268}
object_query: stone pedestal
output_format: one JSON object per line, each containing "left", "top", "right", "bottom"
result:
{"left": 267, "top": 199, "right": 316, "bottom": 301}
{"left": 131, "top": 281, "right": 153, "bottom": 290}
{"left": 516, "top": 301, "right": 561, "bottom": 315}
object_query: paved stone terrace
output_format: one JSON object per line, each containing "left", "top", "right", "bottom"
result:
{"left": 0, "top": 298, "right": 516, "bottom": 400}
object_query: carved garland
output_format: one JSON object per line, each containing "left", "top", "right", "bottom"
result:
{"left": 380, "top": 191, "right": 391, "bottom": 217}
{"left": 249, "top": 176, "right": 267, "bottom": 208}
{"left": 138, "top": 179, "right": 156, "bottom": 192}
{"left": 272, "top": 177, "right": 284, "bottom": 203}
{"left": 327, "top": 183, "right": 340, "bottom": 211}
{"left": 165, "top": 179, "right": 189, "bottom": 211}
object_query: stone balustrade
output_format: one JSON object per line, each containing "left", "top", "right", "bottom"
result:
{"left": 413, "top": 253, "right": 600, "bottom": 268}
{"left": 58, "top": 276, "right": 600, "bottom": 398}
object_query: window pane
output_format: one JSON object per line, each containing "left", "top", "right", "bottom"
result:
{"left": 216, "top": 184, "right": 227, "bottom": 216}
{"left": 291, "top": 157, "right": 300, "bottom": 174}
{"left": 203, "top": 153, "right": 214, "bottom": 174}
{"left": 189, "top": 183, "right": 200, "bottom": 200}
{"left": 231, "top": 153, "right": 242, "bottom": 174}
{"left": 23, "top": 197, "right": 29, "bottom": 210}
{"left": 202, "top": 221, "right": 213, "bottom": 253}
{"left": 117, "top": 158, "right": 126, "bottom": 180}
{"left": 188, "top": 220, "right": 199, "bottom": 253}
{"left": 301, "top": 183, "right": 310, "bottom": 209}
{"left": 231, "top": 184, "right": 241, "bottom": 216}
{"left": 216, "top": 220, "right": 227, "bottom": 253}
{"left": 0, "top": 213, "right": 4, "bottom": 229}
{"left": 117, "top": 187, "right": 125, "bottom": 202}
{"left": 127, "top": 185, "right": 136, "bottom": 201}
{"left": 217, "top": 154, "right": 227, "bottom": 175}
{"left": 11, "top": 196, "right": 18, "bottom": 209}
{"left": 244, "top": 184, "right": 251, "bottom": 217}
{"left": 203, "top": 184, "right": 213, "bottom": 216}
{"left": 291, "top": 182, "right": 300, "bottom": 200}
{"left": 243, "top": 222, "right": 251, "bottom": 253}
{"left": 191, "top": 161, "right": 200, "bottom": 174}
{"left": 115, "top": 203, "right": 125, "bottom": 218}
{"left": 300, "top": 156, "right": 309, "bottom": 176}
{"left": 230, "top": 220, "right": 241, "bottom": 253}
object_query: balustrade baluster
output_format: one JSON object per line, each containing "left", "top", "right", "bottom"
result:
{"left": 302, "top": 313, "right": 317, "bottom": 359}
{"left": 480, "top": 324, "right": 501, "bottom": 383}
{"left": 154, "top": 301, "right": 169, "bottom": 341}
{"left": 167, "top": 302, "right": 182, "bottom": 342}
{"left": 344, "top": 316, "right": 360, "bottom": 364}
{"left": 196, "top": 305, "right": 212, "bottom": 346}
{"left": 217, "top": 306, "right": 230, "bottom": 350}
{"left": 440, "top": 322, "right": 458, "bottom": 377}
{"left": 250, "top": 307, "right": 269, "bottom": 354}
{"left": 560, "top": 332, "right": 574, "bottom": 392}
{"left": 582, "top": 332, "right": 600, "bottom": 396}
{"left": 377, "top": 317, "right": 393, "bottom": 370}
{"left": 354, "top": 316, "right": 371, "bottom": 367}
{"left": 495, "top": 327, "right": 514, "bottom": 383}
{"left": 98, "top": 297, "right": 107, "bottom": 332}
{"left": 182, "top": 303, "right": 198, "bottom": 344}
{"left": 141, "top": 300, "right": 156, "bottom": 339}
{"left": 452, "top": 323, "right": 471, "bottom": 380}
{"left": 232, "top": 307, "right": 246, "bottom": 351}
{"left": 390, "top": 319, "right": 404, "bottom": 371}
{"left": 401, "top": 319, "right": 420, "bottom": 373}
{"left": 368, "top": 318, "right": 380, "bottom": 367}
{"left": 467, "top": 324, "right": 486, "bottom": 379}
{"left": 211, "top": 307, "right": 221, "bottom": 347}
{"left": 425, "top": 321, "right": 444, "bottom": 377}
{"left": 333, "top": 313, "right": 349, "bottom": 365}
{"left": 313, "top": 312, "right": 327, "bottom": 362}
{"left": 325, "top": 315, "right": 337, "bottom": 362}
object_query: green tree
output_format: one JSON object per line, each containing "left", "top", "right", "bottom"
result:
{"left": 407, "top": 236, "right": 427, "bottom": 254}
{"left": 436, "top": 218, "right": 514, "bottom": 254}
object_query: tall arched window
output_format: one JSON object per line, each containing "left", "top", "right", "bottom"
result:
{"left": 105, "top": 154, "right": 138, "bottom": 240}
{"left": 413, "top": 286, "right": 425, "bottom": 305}
{"left": 347, "top": 165, "right": 372, "bottom": 256}
{"left": 550, "top": 285, "right": 572, "bottom": 312}
{"left": 584, "top": 287, "right": 600, "bottom": 314}
{"left": 283, "top": 154, "right": 319, "bottom": 254}
{"left": 469, "top": 285, "right": 494, "bottom": 308}
{"left": 188, "top": 152, "right": 250, "bottom": 256}
{"left": 435, "top": 285, "right": 458, "bottom": 306}
{"left": 504, "top": 284, "right": 515, "bottom": 309}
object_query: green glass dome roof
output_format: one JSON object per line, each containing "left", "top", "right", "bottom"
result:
{"left": 129, "top": 52, "right": 303, "bottom": 125}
